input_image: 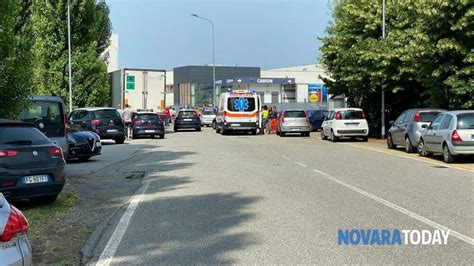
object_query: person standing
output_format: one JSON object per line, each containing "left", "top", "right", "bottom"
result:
{"left": 261, "top": 105, "right": 269, "bottom": 135}
{"left": 122, "top": 104, "right": 132, "bottom": 139}
{"left": 165, "top": 107, "right": 171, "bottom": 126}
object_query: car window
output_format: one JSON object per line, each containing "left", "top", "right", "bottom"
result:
{"left": 439, "top": 114, "right": 453, "bottom": 130}
{"left": 133, "top": 114, "right": 160, "bottom": 120}
{"left": 402, "top": 111, "right": 413, "bottom": 123}
{"left": 203, "top": 110, "right": 215, "bottom": 115}
{"left": 430, "top": 114, "right": 444, "bottom": 130}
{"left": 94, "top": 109, "right": 121, "bottom": 119}
{"left": 76, "top": 110, "right": 89, "bottom": 120}
{"left": 327, "top": 111, "right": 334, "bottom": 120}
{"left": 19, "top": 101, "right": 65, "bottom": 137}
{"left": 395, "top": 112, "right": 407, "bottom": 123}
{"left": 0, "top": 126, "right": 51, "bottom": 145}
{"left": 227, "top": 97, "right": 256, "bottom": 112}
{"left": 456, "top": 113, "right": 474, "bottom": 129}
{"left": 419, "top": 111, "right": 442, "bottom": 122}
{"left": 284, "top": 111, "right": 306, "bottom": 118}
{"left": 178, "top": 111, "right": 197, "bottom": 117}
{"left": 340, "top": 110, "right": 364, "bottom": 120}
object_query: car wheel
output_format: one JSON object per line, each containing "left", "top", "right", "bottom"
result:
{"left": 115, "top": 138, "right": 125, "bottom": 144}
{"left": 212, "top": 121, "right": 216, "bottom": 129}
{"left": 387, "top": 134, "right": 395, "bottom": 149}
{"left": 405, "top": 137, "right": 415, "bottom": 153}
{"left": 361, "top": 137, "right": 368, "bottom": 142}
{"left": 280, "top": 132, "right": 285, "bottom": 137}
{"left": 78, "top": 156, "right": 91, "bottom": 162}
{"left": 196, "top": 127, "right": 201, "bottom": 131}
{"left": 331, "top": 130, "right": 338, "bottom": 142}
{"left": 159, "top": 134, "right": 165, "bottom": 139}
{"left": 174, "top": 127, "right": 178, "bottom": 132}
{"left": 37, "top": 194, "right": 58, "bottom": 204}
{"left": 320, "top": 130, "right": 327, "bottom": 140}
{"left": 417, "top": 139, "right": 432, "bottom": 157}
{"left": 221, "top": 128, "right": 227, "bottom": 135}
{"left": 443, "top": 144, "right": 456, "bottom": 163}
{"left": 216, "top": 126, "right": 221, "bottom": 133}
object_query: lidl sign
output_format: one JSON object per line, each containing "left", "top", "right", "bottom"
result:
{"left": 308, "top": 84, "right": 327, "bottom": 104}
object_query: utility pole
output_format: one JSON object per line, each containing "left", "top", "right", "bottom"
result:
{"left": 381, "top": 0, "right": 386, "bottom": 139}
{"left": 67, "top": 0, "right": 73, "bottom": 113}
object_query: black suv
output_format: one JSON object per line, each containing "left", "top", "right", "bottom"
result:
{"left": 68, "top": 108, "right": 126, "bottom": 144}
{"left": 174, "top": 110, "right": 201, "bottom": 132}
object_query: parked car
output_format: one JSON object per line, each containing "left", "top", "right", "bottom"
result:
{"left": 277, "top": 110, "right": 311, "bottom": 137}
{"left": 19, "top": 96, "right": 69, "bottom": 158}
{"left": 321, "top": 108, "right": 369, "bottom": 142}
{"left": 68, "top": 108, "right": 126, "bottom": 144}
{"left": 0, "top": 120, "right": 66, "bottom": 203}
{"left": 201, "top": 110, "right": 216, "bottom": 127}
{"left": 174, "top": 110, "right": 201, "bottom": 132}
{"left": 308, "top": 110, "right": 328, "bottom": 131}
{"left": 131, "top": 112, "right": 165, "bottom": 139}
{"left": 0, "top": 193, "right": 32, "bottom": 266}
{"left": 418, "top": 110, "right": 474, "bottom": 163}
{"left": 67, "top": 129, "right": 102, "bottom": 162}
{"left": 387, "top": 108, "right": 445, "bottom": 152}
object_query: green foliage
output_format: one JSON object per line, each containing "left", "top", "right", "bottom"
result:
{"left": 32, "top": 0, "right": 112, "bottom": 110}
{"left": 321, "top": 0, "right": 473, "bottom": 131}
{"left": 0, "top": 0, "right": 34, "bottom": 119}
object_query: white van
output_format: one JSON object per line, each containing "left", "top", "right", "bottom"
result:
{"left": 215, "top": 90, "right": 261, "bottom": 135}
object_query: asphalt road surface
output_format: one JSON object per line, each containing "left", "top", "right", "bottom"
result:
{"left": 90, "top": 128, "right": 473, "bottom": 264}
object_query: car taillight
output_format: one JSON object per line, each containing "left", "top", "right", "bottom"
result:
{"left": 414, "top": 112, "right": 420, "bottom": 122}
{"left": 91, "top": 119, "right": 100, "bottom": 126}
{"left": 451, "top": 130, "right": 462, "bottom": 142}
{"left": 48, "top": 147, "right": 64, "bottom": 158}
{"left": 132, "top": 120, "right": 141, "bottom": 126}
{"left": 0, "top": 150, "right": 18, "bottom": 158}
{"left": 0, "top": 205, "right": 28, "bottom": 242}
{"left": 335, "top": 111, "right": 342, "bottom": 120}
{"left": 361, "top": 111, "right": 366, "bottom": 119}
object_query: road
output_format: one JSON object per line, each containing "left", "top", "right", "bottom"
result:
{"left": 89, "top": 128, "right": 473, "bottom": 264}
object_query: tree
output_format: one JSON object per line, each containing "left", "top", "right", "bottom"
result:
{"left": 31, "top": 0, "right": 111, "bottom": 110}
{"left": 0, "top": 0, "right": 34, "bottom": 119}
{"left": 321, "top": 0, "right": 473, "bottom": 133}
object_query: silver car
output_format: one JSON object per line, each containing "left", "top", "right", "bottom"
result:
{"left": 418, "top": 110, "right": 474, "bottom": 163}
{"left": 0, "top": 194, "right": 32, "bottom": 265}
{"left": 200, "top": 110, "right": 216, "bottom": 127}
{"left": 277, "top": 110, "right": 311, "bottom": 137}
{"left": 387, "top": 108, "right": 445, "bottom": 152}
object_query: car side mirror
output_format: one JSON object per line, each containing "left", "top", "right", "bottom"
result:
{"left": 421, "top": 124, "right": 428, "bottom": 129}
{"left": 389, "top": 120, "right": 394, "bottom": 125}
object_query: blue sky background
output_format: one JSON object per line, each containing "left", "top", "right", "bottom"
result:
{"left": 105, "top": 0, "right": 332, "bottom": 70}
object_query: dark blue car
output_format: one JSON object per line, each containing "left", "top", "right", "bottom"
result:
{"left": 131, "top": 112, "right": 165, "bottom": 139}
{"left": 308, "top": 110, "right": 329, "bottom": 131}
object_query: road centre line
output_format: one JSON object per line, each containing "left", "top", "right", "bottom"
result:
{"left": 344, "top": 143, "right": 474, "bottom": 174}
{"left": 311, "top": 169, "right": 474, "bottom": 246}
{"left": 96, "top": 180, "right": 151, "bottom": 266}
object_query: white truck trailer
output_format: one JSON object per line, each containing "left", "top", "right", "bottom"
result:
{"left": 109, "top": 68, "right": 167, "bottom": 110}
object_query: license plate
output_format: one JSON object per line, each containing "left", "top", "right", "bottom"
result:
{"left": 145, "top": 130, "right": 155, "bottom": 133}
{"left": 345, "top": 123, "right": 359, "bottom": 127}
{"left": 23, "top": 175, "right": 50, "bottom": 184}
{"left": 184, "top": 119, "right": 192, "bottom": 121}
{"left": 231, "top": 124, "right": 241, "bottom": 127}
{"left": 291, "top": 128, "right": 301, "bottom": 131}
{"left": 107, "top": 129, "right": 118, "bottom": 133}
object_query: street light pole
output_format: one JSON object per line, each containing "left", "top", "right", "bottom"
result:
{"left": 381, "top": 0, "right": 386, "bottom": 139}
{"left": 67, "top": 0, "right": 73, "bottom": 113}
{"left": 191, "top": 14, "right": 216, "bottom": 105}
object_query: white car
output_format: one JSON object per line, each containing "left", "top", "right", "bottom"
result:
{"left": 200, "top": 110, "right": 216, "bottom": 127}
{"left": 418, "top": 110, "right": 474, "bottom": 163}
{"left": 321, "top": 108, "right": 369, "bottom": 142}
{"left": 0, "top": 193, "right": 32, "bottom": 265}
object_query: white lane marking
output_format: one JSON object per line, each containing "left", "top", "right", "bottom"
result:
{"left": 311, "top": 169, "right": 474, "bottom": 246}
{"left": 281, "top": 155, "right": 290, "bottom": 160}
{"left": 96, "top": 180, "right": 151, "bottom": 266}
{"left": 296, "top": 162, "right": 307, "bottom": 168}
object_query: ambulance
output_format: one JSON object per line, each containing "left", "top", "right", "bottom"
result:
{"left": 215, "top": 90, "right": 261, "bottom": 135}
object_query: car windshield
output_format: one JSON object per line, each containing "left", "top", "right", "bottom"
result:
{"left": 134, "top": 114, "right": 160, "bottom": 120}
{"left": 457, "top": 113, "right": 474, "bottom": 129}
{"left": 179, "top": 111, "right": 197, "bottom": 117}
{"left": 227, "top": 97, "right": 256, "bottom": 112}
{"left": 419, "top": 112, "right": 441, "bottom": 122}
{"left": 19, "top": 101, "right": 65, "bottom": 137}
{"left": 285, "top": 111, "right": 306, "bottom": 118}
{"left": 0, "top": 126, "right": 51, "bottom": 145}
{"left": 94, "top": 109, "right": 121, "bottom": 119}
{"left": 340, "top": 110, "right": 364, "bottom": 119}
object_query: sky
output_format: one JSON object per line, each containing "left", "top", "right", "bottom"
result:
{"left": 105, "top": 0, "right": 332, "bottom": 70}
